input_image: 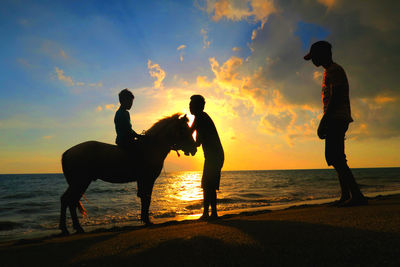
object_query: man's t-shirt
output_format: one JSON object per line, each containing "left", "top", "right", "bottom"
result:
{"left": 322, "top": 62, "right": 353, "bottom": 123}
{"left": 192, "top": 111, "right": 224, "bottom": 161}
{"left": 114, "top": 107, "right": 137, "bottom": 146}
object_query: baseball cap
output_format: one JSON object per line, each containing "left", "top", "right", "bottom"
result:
{"left": 304, "top": 41, "right": 332, "bottom": 60}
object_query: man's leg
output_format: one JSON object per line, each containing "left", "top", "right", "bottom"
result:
{"left": 334, "top": 161, "right": 366, "bottom": 202}
{"left": 200, "top": 189, "right": 210, "bottom": 219}
{"left": 210, "top": 190, "right": 218, "bottom": 218}
{"left": 333, "top": 164, "right": 351, "bottom": 202}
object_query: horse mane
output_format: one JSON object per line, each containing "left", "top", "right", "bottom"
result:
{"left": 145, "top": 113, "right": 186, "bottom": 137}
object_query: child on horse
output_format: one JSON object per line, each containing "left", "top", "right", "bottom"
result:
{"left": 114, "top": 88, "right": 142, "bottom": 149}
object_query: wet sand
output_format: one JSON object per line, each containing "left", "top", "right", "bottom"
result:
{"left": 1, "top": 194, "right": 399, "bottom": 266}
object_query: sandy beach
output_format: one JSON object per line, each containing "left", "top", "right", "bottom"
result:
{"left": 1, "top": 194, "right": 399, "bottom": 266}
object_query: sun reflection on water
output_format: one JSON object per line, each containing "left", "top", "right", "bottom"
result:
{"left": 165, "top": 171, "right": 203, "bottom": 202}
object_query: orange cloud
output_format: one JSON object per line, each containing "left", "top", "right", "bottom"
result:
{"left": 147, "top": 60, "right": 166, "bottom": 89}
{"left": 196, "top": 75, "right": 212, "bottom": 88}
{"left": 55, "top": 67, "right": 74, "bottom": 86}
{"left": 317, "top": 0, "right": 337, "bottom": 9}
{"left": 177, "top": 44, "right": 186, "bottom": 51}
{"left": 205, "top": 0, "right": 276, "bottom": 27}
{"left": 374, "top": 95, "right": 396, "bottom": 104}
{"left": 201, "top": 28, "right": 211, "bottom": 48}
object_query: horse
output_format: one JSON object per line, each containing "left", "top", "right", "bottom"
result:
{"left": 59, "top": 113, "right": 197, "bottom": 235}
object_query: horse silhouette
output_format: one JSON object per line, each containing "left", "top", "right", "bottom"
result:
{"left": 59, "top": 113, "right": 197, "bottom": 235}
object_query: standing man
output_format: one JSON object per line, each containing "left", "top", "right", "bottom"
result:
{"left": 190, "top": 95, "right": 224, "bottom": 219}
{"left": 304, "top": 41, "right": 367, "bottom": 206}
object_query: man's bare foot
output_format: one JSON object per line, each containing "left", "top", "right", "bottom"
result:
{"left": 329, "top": 197, "right": 350, "bottom": 206}
{"left": 339, "top": 197, "right": 368, "bottom": 207}
{"left": 209, "top": 213, "right": 219, "bottom": 220}
{"left": 199, "top": 214, "right": 209, "bottom": 220}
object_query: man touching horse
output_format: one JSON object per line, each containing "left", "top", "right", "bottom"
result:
{"left": 189, "top": 95, "right": 224, "bottom": 220}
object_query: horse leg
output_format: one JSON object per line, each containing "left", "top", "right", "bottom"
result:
{"left": 59, "top": 187, "right": 72, "bottom": 235}
{"left": 69, "top": 180, "right": 90, "bottom": 233}
{"left": 139, "top": 179, "right": 155, "bottom": 226}
{"left": 140, "top": 195, "right": 153, "bottom": 226}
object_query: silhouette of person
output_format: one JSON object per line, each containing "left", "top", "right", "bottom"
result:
{"left": 114, "top": 88, "right": 141, "bottom": 149}
{"left": 189, "top": 95, "right": 224, "bottom": 219}
{"left": 304, "top": 41, "right": 367, "bottom": 206}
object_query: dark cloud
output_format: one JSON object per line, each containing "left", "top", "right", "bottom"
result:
{"left": 245, "top": 0, "right": 400, "bottom": 139}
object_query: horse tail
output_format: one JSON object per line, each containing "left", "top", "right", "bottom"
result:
{"left": 77, "top": 199, "right": 87, "bottom": 216}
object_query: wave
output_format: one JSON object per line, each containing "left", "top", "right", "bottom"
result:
{"left": 237, "top": 193, "right": 265, "bottom": 198}
{"left": 1, "top": 193, "right": 36, "bottom": 200}
{"left": 0, "top": 221, "right": 22, "bottom": 231}
{"left": 153, "top": 211, "right": 177, "bottom": 219}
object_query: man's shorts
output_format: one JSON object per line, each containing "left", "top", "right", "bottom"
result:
{"left": 325, "top": 120, "right": 349, "bottom": 166}
{"left": 201, "top": 157, "right": 224, "bottom": 190}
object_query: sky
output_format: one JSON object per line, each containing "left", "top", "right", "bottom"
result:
{"left": 1, "top": 0, "right": 399, "bottom": 174}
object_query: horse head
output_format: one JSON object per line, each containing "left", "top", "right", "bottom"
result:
{"left": 171, "top": 114, "right": 197, "bottom": 156}
{"left": 145, "top": 113, "right": 197, "bottom": 156}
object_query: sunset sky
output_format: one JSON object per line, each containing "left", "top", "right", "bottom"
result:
{"left": 1, "top": 0, "right": 399, "bottom": 173}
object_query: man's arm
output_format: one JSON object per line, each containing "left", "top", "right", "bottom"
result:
{"left": 123, "top": 112, "right": 141, "bottom": 139}
{"left": 190, "top": 118, "right": 201, "bottom": 147}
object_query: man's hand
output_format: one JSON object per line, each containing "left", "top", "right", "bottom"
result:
{"left": 317, "top": 116, "right": 328, "bottom": 139}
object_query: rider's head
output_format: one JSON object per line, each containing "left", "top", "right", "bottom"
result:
{"left": 190, "top": 95, "right": 205, "bottom": 115}
{"left": 119, "top": 88, "right": 134, "bottom": 110}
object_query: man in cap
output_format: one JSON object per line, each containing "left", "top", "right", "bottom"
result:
{"left": 304, "top": 41, "right": 367, "bottom": 206}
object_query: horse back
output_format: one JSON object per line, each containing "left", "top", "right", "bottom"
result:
{"left": 62, "top": 141, "right": 137, "bottom": 183}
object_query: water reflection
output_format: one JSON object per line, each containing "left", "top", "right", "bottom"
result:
{"left": 164, "top": 172, "right": 203, "bottom": 202}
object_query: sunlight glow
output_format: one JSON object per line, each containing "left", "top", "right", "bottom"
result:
{"left": 166, "top": 172, "right": 203, "bottom": 202}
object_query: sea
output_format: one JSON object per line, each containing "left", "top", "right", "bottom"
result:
{"left": 1, "top": 168, "right": 400, "bottom": 242}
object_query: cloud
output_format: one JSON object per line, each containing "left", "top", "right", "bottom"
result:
{"left": 313, "top": 71, "right": 323, "bottom": 83}
{"left": 42, "top": 135, "right": 53, "bottom": 140}
{"left": 54, "top": 67, "right": 102, "bottom": 90}
{"left": 201, "top": 28, "right": 211, "bottom": 48}
{"left": 147, "top": 59, "right": 166, "bottom": 89}
{"left": 55, "top": 67, "right": 74, "bottom": 86}
{"left": 232, "top": 47, "right": 241, "bottom": 52}
{"left": 177, "top": 44, "right": 186, "bottom": 51}
{"left": 17, "top": 58, "right": 38, "bottom": 69}
{"left": 89, "top": 82, "right": 103, "bottom": 87}
{"left": 201, "top": 0, "right": 277, "bottom": 26}
{"left": 59, "top": 49, "right": 68, "bottom": 59}
{"left": 177, "top": 44, "right": 186, "bottom": 62}
{"left": 105, "top": 104, "right": 116, "bottom": 110}
{"left": 196, "top": 0, "right": 400, "bottom": 143}
{"left": 96, "top": 104, "right": 118, "bottom": 112}
{"left": 198, "top": 0, "right": 277, "bottom": 45}
{"left": 196, "top": 75, "right": 212, "bottom": 88}
{"left": 317, "top": 0, "right": 337, "bottom": 9}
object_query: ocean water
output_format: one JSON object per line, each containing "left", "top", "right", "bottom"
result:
{"left": 1, "top": 168, "right": 399, "bottom": 241}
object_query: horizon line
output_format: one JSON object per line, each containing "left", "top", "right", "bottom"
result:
{"left": 1, "top": 166, "right": 399, "bottom": 175}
